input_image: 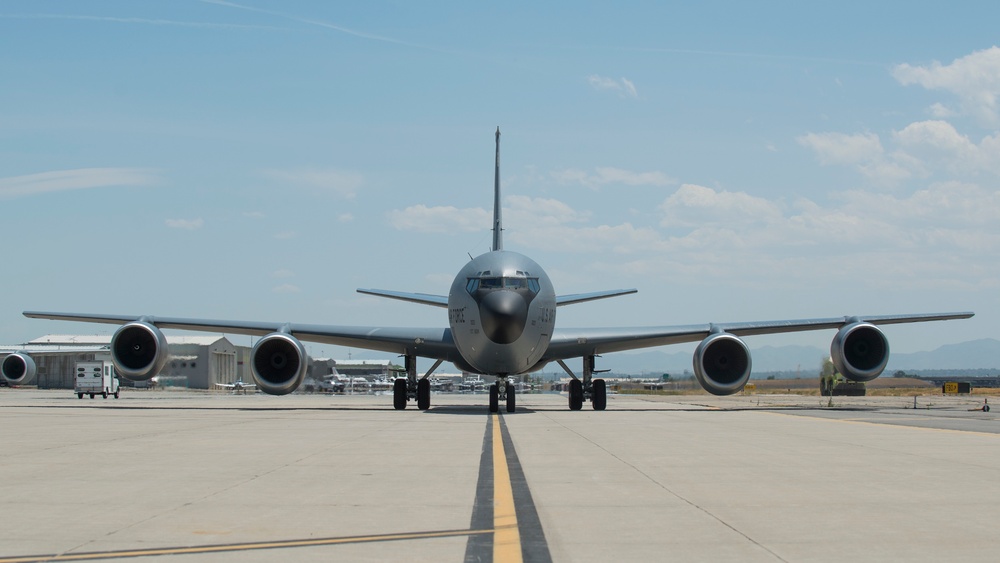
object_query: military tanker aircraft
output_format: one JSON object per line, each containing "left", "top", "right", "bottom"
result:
{"left": 4, "top": 129, "right": 974, "bottom": 412}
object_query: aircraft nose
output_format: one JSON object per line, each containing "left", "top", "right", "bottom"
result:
{"left": 479, "top": 290, "right": 528, "bottom": 344}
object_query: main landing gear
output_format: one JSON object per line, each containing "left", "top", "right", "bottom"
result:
{"left": 557, "top": 355, "right": 607, "bottom": 411}
{"left": 489, "top": 379, "right": 516, "bottom": 413}
{"left": 393, "top": 356, "right": 443, "bottom": 411}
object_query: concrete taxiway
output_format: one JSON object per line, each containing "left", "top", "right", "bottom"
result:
{"left": 1, "top": 389, "right": 999, "bottom": 562}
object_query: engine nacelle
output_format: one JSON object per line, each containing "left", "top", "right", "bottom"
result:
{"left": 2, "top": 352, "right": 37, "bottom": 385}
{"left": 111, "top": 321, "right": 169, "bottom": 381}
{"left": 831, "top": 322, "right": 888, "bottom": 382}
{"left": 693, "top": 332, "right": 752, "bottom": 395}
{"left": 252, "top": 332, "right": 308, "bottom": 395}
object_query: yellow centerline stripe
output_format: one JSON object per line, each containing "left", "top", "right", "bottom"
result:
{"left": 0, "top": 528, "right": 494, "bottom": 563}
{"left": 493, "top": 413, "right": 523, "bottom": 563}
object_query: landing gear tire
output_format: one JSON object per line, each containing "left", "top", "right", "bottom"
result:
{"left": 89, "top": 393, "right": 94, "bottom": 399}
{"left": 77, "top": 393, "right": 83, "bottom": 399}
{"left": 114, "top": 391, "right": 120, "bottom": 399}
{"left": 102, "top": 391, "right": 108, "bottom": 399}
{"left": 592, "top": 378, "right": 607, "bottom": 411}
{"left": 417, "top": 378, "right": 431, "bottom": 410}
{"left": 505, "top": 382, "right": 516, "bottom": 413}
{"left": 393, "top": 378, "right": 407, "bottom": 410}
{"left": 489, "top": 383, "right": 499, "bottom": 413}
{"left": 568, "top": 379, "right": 583, "bottom": 411}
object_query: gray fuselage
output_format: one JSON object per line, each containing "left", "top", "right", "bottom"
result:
{"left": 447, "top": 250, "right": 556, "bottom": 375}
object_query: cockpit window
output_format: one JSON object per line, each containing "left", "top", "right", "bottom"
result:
{"left": 467, "top": 276, "right": 540, "bottom": 294}
{"left": 505, "top": 277, "right": 527, "bottom": 289}
{"left": 480, "top": 277, "right": 503, "bottom": 289}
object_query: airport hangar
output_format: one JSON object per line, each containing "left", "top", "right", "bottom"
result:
{"left": 1, "top": 334, "right": 405, "bottom": 390}
{"left": 1, "top": 334, "right": 244, "bottom": 389}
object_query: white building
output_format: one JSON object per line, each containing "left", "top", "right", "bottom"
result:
{"left": 2, "top": 334, "right": 246, "bottom": 390}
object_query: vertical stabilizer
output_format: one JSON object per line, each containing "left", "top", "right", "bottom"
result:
{"left": 492, "top": 127, "right": 503, "bottom": 252}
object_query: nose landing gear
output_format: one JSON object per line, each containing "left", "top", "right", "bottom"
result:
{"left": 489, "top": 379, "right": 516, "bottom": 413}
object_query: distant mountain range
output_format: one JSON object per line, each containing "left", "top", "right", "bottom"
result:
{"left": 581, "top": 338, "right": 1000, "bottom": 377}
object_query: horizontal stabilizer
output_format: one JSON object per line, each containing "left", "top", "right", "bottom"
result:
{"left": 556, "top": 289, "right": 637, "bottom": 306}
{"left": 356, "top": 289, "right": 449, "bottom": 308}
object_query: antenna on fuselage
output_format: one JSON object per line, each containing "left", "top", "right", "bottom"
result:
{"left": 492, "top": 126, "right": 503, "bottom": 252}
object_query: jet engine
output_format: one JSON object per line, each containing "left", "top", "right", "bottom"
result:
{"left": 1, "top": 352, "right": 37, "bottom": 385}
{"left": 693, "top": 332, "right": 752, "bottom": 395}
{"left": 251, "top": 332, "right": 307, "bottom": 395}
{"left": 831, "top": 322, "right": 888, "bottom": 382}
{"left": 111, "top": 321, "right": 169, "bottom": 381}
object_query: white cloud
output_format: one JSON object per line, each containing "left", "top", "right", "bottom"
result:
{"left": 500, "top": 195, "right": 660, "bottom": 254}
{"left": 797, "top": 132, "right": 883, "bottom": 166}
{"left": 0, "top": 167, "right": 158, "bottom": 199}
{"left": 587, "top": 74, "right": 639, "bottom": 99}
{"left": 798, "top": 131, "right": 920, "bottom": 186}
{"left": 929, "top": 102, "right": 956, "bottom": 119}
{"left": 263, "top": 168, "right": 362, "bottom": 199}
{"left": 272, "top": 283, "right": 301, "bottom": 294}
{"left": 895, "top": 120, "right": 977, "bottom": 155}
{"left": 892, "top": 46, "right": 1000, "bottom": 125}
{"left": 498, "top": 182, "right": 1000, "bottom": 291}
{"left": 338, "top": 213, "right": 354, "bottom": 222}
{"left": 507, "top": 195, "right": 590, "bottom": 226}
{"left": 165, "top": 218, "right": 204, "bottom": 230}
{"left": 801, "top": 120, "right": 1000, "bottom": 184}
{"left": 660, "top": 184, "right": 783, "bottom": 228}
{"left": 551, "top": 167, "right": 674, "bottom": 189}
{"left": 274, "top": 231, "right": 297, "bottom": 240}
{"left": 509, "top": 220, "right": 664, "bottom": 255}
{"left": 387, "top": 204, "right": 491, "bottom": 234}
{"left": 894, "top": 120, "right": 1000, "bottom": 176}
{"left": 836, "top": 181, "right": 1000, "bottom": 227}
{"left": 272, "top": 269, "right": 295, "bottom": 278}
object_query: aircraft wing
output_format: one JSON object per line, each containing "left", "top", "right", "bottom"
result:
{"left": 23, "top": 311, "right": 459, "bottom": 360}
{"left": 542, "top": 312, "right": 974, "bottom": 361}
{"left": 556, "top": 289, "right": 637, "bottom": 306}
{"left": 356, "top": 289, "right": 448, "bottom": 308}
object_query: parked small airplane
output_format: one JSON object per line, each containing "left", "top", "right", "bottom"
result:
{"left": 215, "top": 379, "right": 256, "bottom": 394}
{"left": 10, "top": 129, "right": 973, "bottom": 412}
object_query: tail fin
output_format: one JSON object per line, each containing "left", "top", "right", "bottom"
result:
{"left": 492, "top": 127, "right": 503, "bottom": 252}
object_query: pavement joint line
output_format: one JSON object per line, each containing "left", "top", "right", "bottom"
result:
{"left": 758, "top": 409, "right": 1000, "bottom": 436}
{"left": 0, "top": 528, "right": 494, "bottom": 562}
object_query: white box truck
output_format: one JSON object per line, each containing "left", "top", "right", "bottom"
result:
{"left": 75, "top": 361, "right": 120, "bottom": 399}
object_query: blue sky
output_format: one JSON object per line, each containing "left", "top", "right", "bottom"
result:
{"left": 2, "top": 1, "right": 998, "bottom": 367}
